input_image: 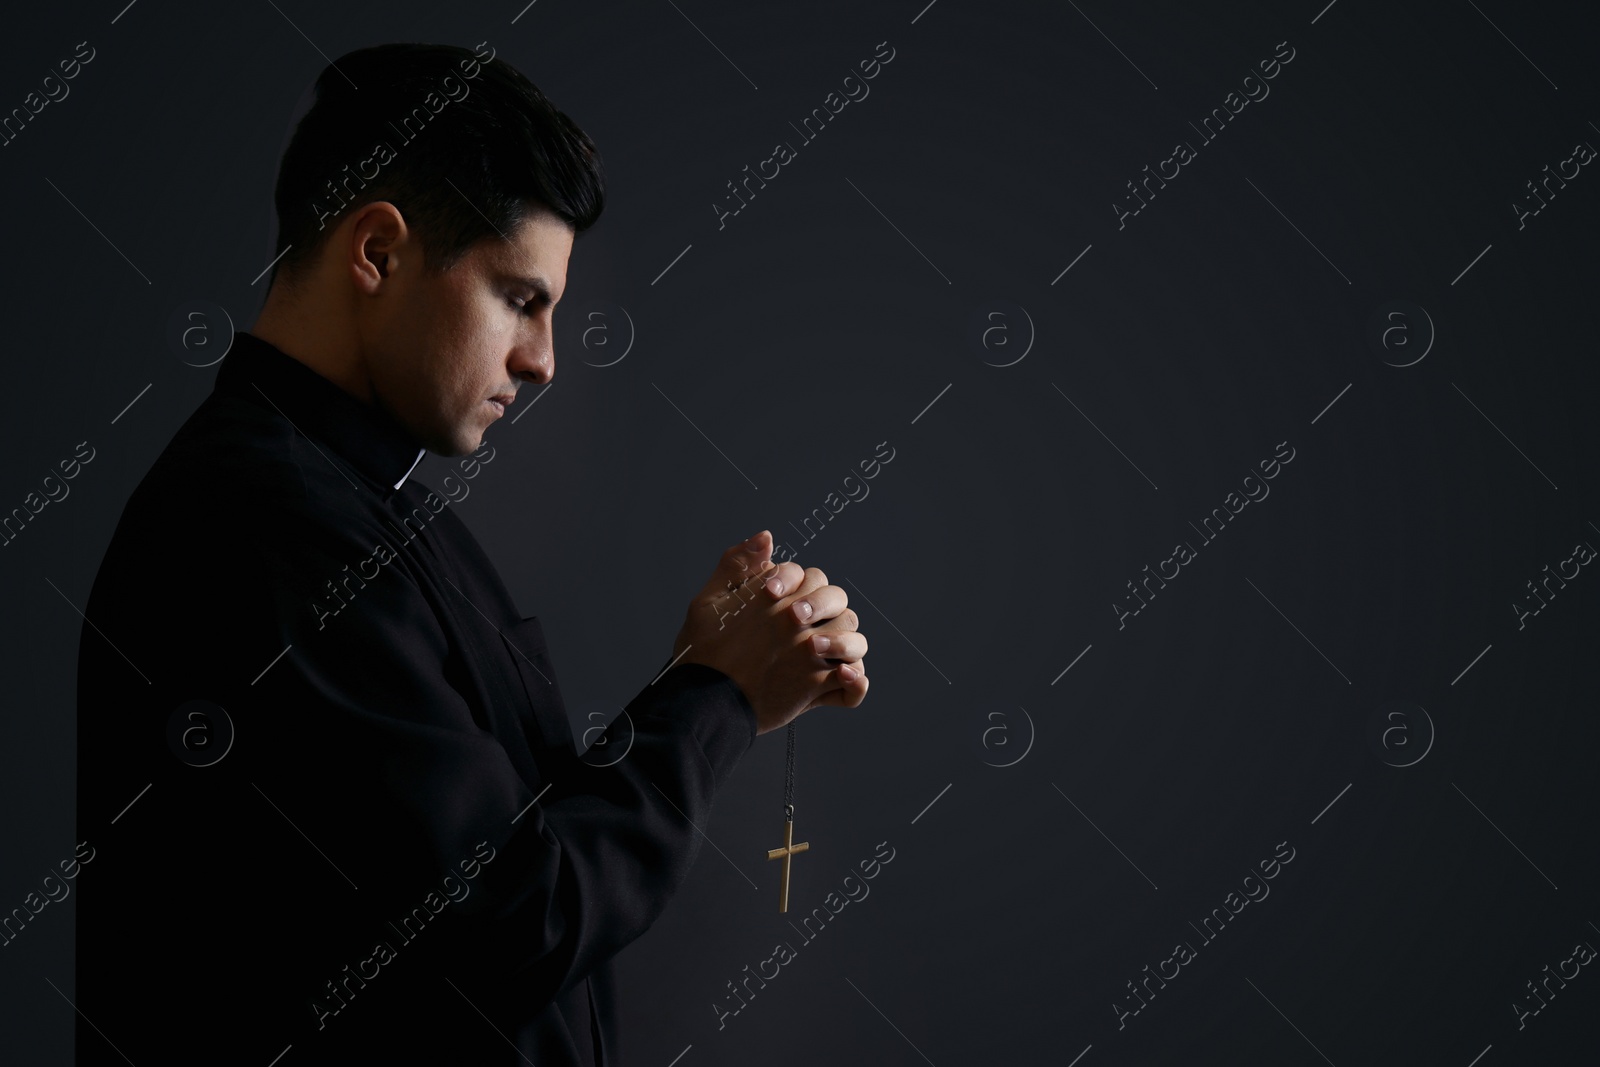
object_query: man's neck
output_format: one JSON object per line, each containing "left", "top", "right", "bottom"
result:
{"left": 250, "top": 287, "right": 374, "bottom": 405}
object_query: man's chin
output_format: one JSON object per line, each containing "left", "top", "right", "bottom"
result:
{"left": 421, "top": 426, "right": 482, "bottom": 459}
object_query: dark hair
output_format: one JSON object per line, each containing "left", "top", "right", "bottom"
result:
{"left": 268, "top": 42, "right": 604, "bottom": 290}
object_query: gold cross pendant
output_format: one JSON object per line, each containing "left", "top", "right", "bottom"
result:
{"left": 766, "top": 817, "right": 810, "bottom": 913}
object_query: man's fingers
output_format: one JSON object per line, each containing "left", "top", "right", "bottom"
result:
{"left": 731, "top": 560, "right": 801, "bottom": 600}
{"left": 810, "top": 662, "right": 868, "bottom": 709}
{"left": 809, "top": 607, "right": 861, "bottom": 634}
{"left": 807, "top": 630, "right": 866, "bottom": 661}
{"left": 786, "top": 582, "right": 848, "bottom": 626}
{"left": 759, "top": 561, "right": 804, "bottom": 599}
{"left": 781, "top": 566, "right": 830, "bottom": 603}
{"left": 720, "top": 559, "right": 780, "bottom": 607}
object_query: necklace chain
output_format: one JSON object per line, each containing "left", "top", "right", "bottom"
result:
{"left": 783, "top": 720, "right": 796, "bottom": 821}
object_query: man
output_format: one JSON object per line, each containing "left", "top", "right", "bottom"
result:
{"left": 75, "top": 42, "right": 869, "bottom": 1065}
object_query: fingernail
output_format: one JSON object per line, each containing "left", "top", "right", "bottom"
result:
{"left": 794, "top": 601, "right": 813, "bottom": 621}
{"left": 812, "top": 634, "right": 831, "bottom": 654}
{"left": 839, "top": 664, "right": 857, "bottom": 681}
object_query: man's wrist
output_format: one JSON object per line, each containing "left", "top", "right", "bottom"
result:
{"left": 631, "top": 662, "right": 757, "bottom": 788}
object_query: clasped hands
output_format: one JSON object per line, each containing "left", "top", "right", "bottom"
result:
{"left": 673, "top": 530, "right": 870, "bottom": 736}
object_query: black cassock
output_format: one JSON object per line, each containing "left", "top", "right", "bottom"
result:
{"left": 75, "top": 331, "right": 756, "bottom": 1065}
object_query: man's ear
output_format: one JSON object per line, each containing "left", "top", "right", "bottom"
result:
{"left": 348, "top": 201, "right": 407, "bottom": 295}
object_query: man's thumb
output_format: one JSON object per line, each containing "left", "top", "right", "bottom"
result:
{"left": 729, "top": 529, "right": 773, "bottom": 577}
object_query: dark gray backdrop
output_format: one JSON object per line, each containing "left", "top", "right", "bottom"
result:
{"left": 3, "top": 0, "right": 1598, "bottom": 1063}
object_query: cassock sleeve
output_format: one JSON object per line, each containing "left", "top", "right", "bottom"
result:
{"left": 238, "top": 487, "right": 758, "bottom": 1016}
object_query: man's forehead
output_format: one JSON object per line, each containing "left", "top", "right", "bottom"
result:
{"left": 508, "top": 208, "right": 574, "bottom": 250}
{"left": 486, "top": 215, "right": 571, "bottom": 280}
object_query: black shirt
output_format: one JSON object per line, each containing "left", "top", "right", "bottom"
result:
{"left": 75, "top": 331, "right": 757, "bottom": 1064}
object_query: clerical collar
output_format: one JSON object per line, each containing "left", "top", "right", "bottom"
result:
{"left": 214, "top": 331, "right": 428, "bottom": 496}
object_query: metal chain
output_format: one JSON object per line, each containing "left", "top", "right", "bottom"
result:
{"left": 783, "top": 720, "right": 796, "bottom": 821}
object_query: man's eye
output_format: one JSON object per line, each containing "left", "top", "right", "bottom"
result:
{"left": 508, "top": 294, "right": 555, "bottom": 318}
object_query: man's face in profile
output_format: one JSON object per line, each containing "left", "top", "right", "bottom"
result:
{"left": 365, "top": 208, "right": 573, "bottom": 456}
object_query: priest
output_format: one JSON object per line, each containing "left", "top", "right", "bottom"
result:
{"left": 74, "top": 42, "right": 869, "bottom": 1066}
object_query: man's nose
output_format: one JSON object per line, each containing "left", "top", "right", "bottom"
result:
{"left": 514, "top": 346, "right": 553, "bottom": 385}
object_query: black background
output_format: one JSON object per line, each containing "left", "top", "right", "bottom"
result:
{"left": 2, "top": 0, "right": 1598, "bottom": 1063}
